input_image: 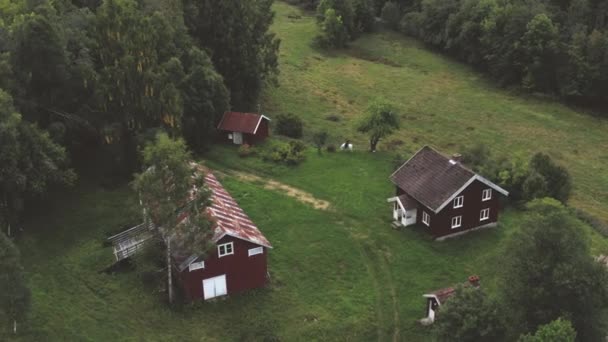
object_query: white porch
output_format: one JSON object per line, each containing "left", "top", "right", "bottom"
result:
{"left": 387, "top": 195, "right": 418, "bottom": 227}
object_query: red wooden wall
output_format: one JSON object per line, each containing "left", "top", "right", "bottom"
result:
{"left": 177, "top": 235, "right": 269, "bottom": 301}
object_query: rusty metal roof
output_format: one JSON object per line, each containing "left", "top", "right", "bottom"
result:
{"left": 204, "top": 172, "right": 272, "bottom": 248}
{"left": 217, "top": 112, "right": 269, "bottom": 134}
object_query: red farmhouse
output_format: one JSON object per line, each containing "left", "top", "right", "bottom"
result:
{"left": 217, "top": 111, "right": 270, "bottom": 145}
{"left": 388, "top": 146, "right": 508, "bottom": 240}
{"left": 173, "top": 171, "right": 273, "bottom": 301}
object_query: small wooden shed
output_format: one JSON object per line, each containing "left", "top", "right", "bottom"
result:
{"left": 217, "top": 112, "right": 270, "bottom": 145}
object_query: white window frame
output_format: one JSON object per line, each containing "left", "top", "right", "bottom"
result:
{"left": 248, "top": 247, "right": 263, "bottom": 257}
{"left": 217, "top": 242, "right": 234, "bottom": 258}
{"left": 422, "top": 211, "right": 430, "bottom": 226}
{"left": 188, "top": 261, "right": 205, "bottom": 272}
{"left": 480, "top": 208, "right": 490, "bottom": 221}
{"left": 482, "top": 188, "right": 492, "bottom": 201}
{"left": 228, "top": 133, "right": 233, "bottom": 140}
{"left": 451, "top": 216, "right": 462, "bottom": 229}
{"left": 453, "top": 195, "right": 464, "bottom": 208}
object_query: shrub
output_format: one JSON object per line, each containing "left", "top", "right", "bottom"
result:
{"left": 312, "top": 130, "right": 329, "bottom": 154}
{"left": 326, "top": 144, "right": 337, "bottom": 152}
{"left": 275, "top": 113, "right": 303, "bottom": 138}
{"left": 381, "top": 2, "right": 401, "bottom": 30}
{"left": 262, "top": 140, "right": 306, "bottom": 165}
{"left": 316, "top": 8, "right": 350, "bottom": 48}
{"left": 325, "top": 114, "right": 341, "bottom": 122}
{"left": 238, "top": 144, "right": 255, "bottom": 158}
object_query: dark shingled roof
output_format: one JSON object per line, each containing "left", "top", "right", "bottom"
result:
{"left": 217, "top": 112, "right": 267, "bottom": 134}
{"left": 390, "top": 146, "right": 475, "bottom": 211}
{"left": 397, "top": 194, "right": 418, "bottom": 210}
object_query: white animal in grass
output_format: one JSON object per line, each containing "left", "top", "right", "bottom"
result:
{"left": 340, "top": 140, "right": 353, "bottom": 151}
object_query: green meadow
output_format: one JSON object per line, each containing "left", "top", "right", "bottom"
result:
{"left": 13, "top": 1, "right": 608, "bottom": 341}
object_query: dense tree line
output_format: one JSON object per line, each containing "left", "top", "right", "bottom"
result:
{"left": 0, "top": 0, "right": 279, "bottom": 233}
{"left": 0, "top": 0, "right": 279, "bottom": 329}
{"left": 386, "top": 0, "right": 608, "bottom": 110}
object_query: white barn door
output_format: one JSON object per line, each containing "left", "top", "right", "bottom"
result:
{"left": 232, "top": 132, "right": 243, "bottom": 145}
{"left": 203, "top": 275, "right": 227, "bottom": 300}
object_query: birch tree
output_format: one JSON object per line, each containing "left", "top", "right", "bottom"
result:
{"left": 132, "top": 132, "right": 213, "bottom": 304}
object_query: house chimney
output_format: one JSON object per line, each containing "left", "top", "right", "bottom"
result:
{"left": 468, "top": 275, "right": 480, "bottom": 287}
{"left": 451, "top": 153, "right": 462, "bottom": 163}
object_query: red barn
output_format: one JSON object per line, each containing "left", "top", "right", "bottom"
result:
{"left": 217, "top": 111, "right": 271, "bottom": 145}
{"left": 172, "top": 171, "right": 272, "bottom": 301}
{"left": 388, "top": 146, "right": 508, "bottom": 240}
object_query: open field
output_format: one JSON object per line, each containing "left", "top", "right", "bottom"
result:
{"left": 15, "top": 147, "right": 608, "bottom": 341}
{"left": 12, "top": 1, "right": 608, "bottom": 341}
{"left": 263, "top": 2, "right": 608, "bottom": 222}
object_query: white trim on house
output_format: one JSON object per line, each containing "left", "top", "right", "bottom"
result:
{"left": 252, "top": 115, "right": 271, "bottom": 134}
{"left": 451, "top": 216, "right": 462, "bottom": 229}
{"left": 453, "top": 196, "right": 464, "bottom": 208}
{"left": 188, "top": 261, "right": 205, "bottom": 271}
{"left": 480, "top": 208, "right": 490, "bottom": 221}
{"left": 422, "top": 211, "right": 430, "bottom": 226}
{"left": 387, "top": 196, "right": 407, "bottom": 212}
{"left": 248, "top": 247, "right": 263, "bottom": 256}
{"left": 482, "top": 188, "right": 492, "bottom": 201}
{"left": 434, "top": 175, "right": 508, "bottom": 213}
{"left": 218, "top": 242, "right": 234, "bottom": 257}
{"left": 435, "top": 221, "right": 498, "bottom": 241}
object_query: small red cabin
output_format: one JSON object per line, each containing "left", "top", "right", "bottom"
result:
{"left": 173, "top": 171, "right": 272, "bottom": 301}
{"left": 388, "top": 146, "right": 508, "bottom": 240}
{"left": 217, "top": 111, "right": 271, "bottom": 145}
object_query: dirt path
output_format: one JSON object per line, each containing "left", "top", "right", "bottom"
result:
{"left": 218, "top": 170, "right": 332, "bottom": 210}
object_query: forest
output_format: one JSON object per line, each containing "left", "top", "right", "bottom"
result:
{"left": 0, "top": 0, "right": 280, "bottom": 233}
{"left": 296, "top": 0, "right": 608, "bottom": 110}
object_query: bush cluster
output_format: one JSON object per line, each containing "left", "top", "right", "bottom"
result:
{"left": 261, "top": 140, "right": 307, "bottom": 165}
{"left": 461, "top": 145, "right": 572, "bottom": 203}
{"left": 275, "top": 114, "right": 304, "bottom": 139}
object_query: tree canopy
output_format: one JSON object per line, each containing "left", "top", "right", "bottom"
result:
{"left": 519, "top": 318, "right": 577, "bottom": 342}
{"left": 356, "top": 98, "right": 399, "bottom": 151}
{"left": 132, "top": 132, "right": 213, "bottom": 303}
{"left": 433, "top": 286, "right": 505, "bottom": 342}
{"left": 500, "top": 198, "right": 608, "bottom": 341}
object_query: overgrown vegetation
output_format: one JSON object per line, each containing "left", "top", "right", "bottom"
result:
{"left": 275, "top": 113, "right": 304, "bottom": 138}
{"left": 461, "top": 145, "right": 572, "bottom": 204}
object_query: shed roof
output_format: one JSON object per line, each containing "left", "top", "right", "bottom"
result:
{"left": 217, "top": 112, "right": 270, "bottom": 134}
{"left": 390, "top": 146, "right": 508, "bottom": 212}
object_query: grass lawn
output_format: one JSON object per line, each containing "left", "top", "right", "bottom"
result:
{"left": 15, "top": 147, "right": 608, "bottom": 341}
{"left": 12, "top": 1, "right": 608, "bottom": 341}
{"left": 264, "top": 2, "right": 608, "bottom": 222}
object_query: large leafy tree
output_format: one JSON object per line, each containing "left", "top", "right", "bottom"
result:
{"left": 500, "top": 198, "right": 608, "bottom": 340}
{"left": 433, "top": 286, "right": 505, "bottom": 342}
{"left": 180, "top": 47, "right": 230, "bottom": 152}
{"left": 0, "top": 89, "right": 76, "bottom": 235}
{"left": 519, "top": 318, "right": 577, "bottom": 342}
{"left": 0, "top": 232, "right": 30, "bottom": 336}
{"left": 184, "top": 0, "right": 280, "bottom": 110}
{"left": 132, "top": 133, "right": 213, "bottom": 303}
{"left": 356, "top": 97, "right": 399, "bottom": 152}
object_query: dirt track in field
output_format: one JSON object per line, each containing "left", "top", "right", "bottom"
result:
{"left": 217, "top": 170, "right": 332, "bottom": 210}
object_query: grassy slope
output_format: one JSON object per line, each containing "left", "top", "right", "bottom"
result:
{"left": 14, "top": 2, "right": 608, "bottom": 341}
{"left": 16, "top": 148, "right": 608, "bottom": 341}
{"left": 264, "top": 2, "right": 608, "bottom": 222}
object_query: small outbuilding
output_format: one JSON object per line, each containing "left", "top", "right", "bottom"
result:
{"left": 420, "top": 275, "right": 480, "bottom": 325}
{"left": 217, "top": 111, "right": 270, "bottom": 145}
